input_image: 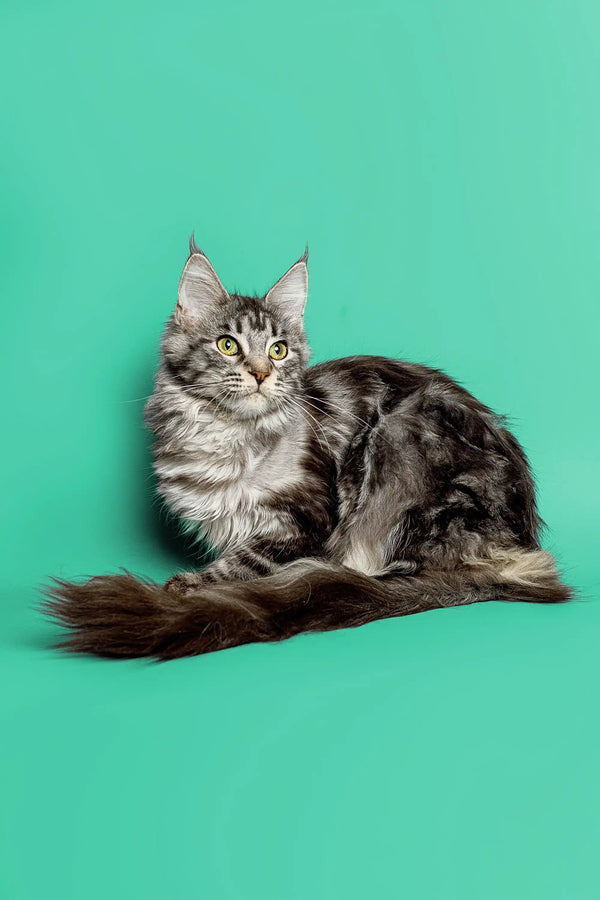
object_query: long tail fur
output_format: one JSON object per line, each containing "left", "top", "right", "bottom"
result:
{"left": 43, "top": 549, "right": 571, "bottom": 660}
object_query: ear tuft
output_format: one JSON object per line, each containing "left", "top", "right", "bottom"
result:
{"left": 265, "top": 252, "right": 309, "bottom": 324}
{"left": 189, "top": 233, "right": 201, "bottom": 256}
{"left": 176, "top": 251, "right": 228, "bottom": 326}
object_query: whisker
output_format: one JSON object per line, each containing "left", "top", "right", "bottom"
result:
{"left": 301, "top": 392, "right": 397, "bottom": 451}
{"left": 275, "top": 398, "right": 323, "bottom": 452}
{"left": 120, "top": 379, "right": 239, "bottom": 403}
{"left": 277, "top": 394, "right": 334, "bottom": 457}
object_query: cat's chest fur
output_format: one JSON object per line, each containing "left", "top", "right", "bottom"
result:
{"left": 154, "top": 411, "right": 307, "bottom": 549}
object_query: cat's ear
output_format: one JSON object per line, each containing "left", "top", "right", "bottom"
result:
{"left": 265, "top": 249, "right": 308, "bottom": 325}
{"left": 176, "top": 246, "right": 229, "bottom": 326}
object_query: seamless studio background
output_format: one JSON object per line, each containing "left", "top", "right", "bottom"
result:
{"left": 1, "top": 2, "right": 599, "bottom": 899}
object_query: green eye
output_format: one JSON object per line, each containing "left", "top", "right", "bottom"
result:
{"left": 268, "top": 341, "right": 288, "bottom": 360}
{"left": 216, "top": 335, "right": 239, "bottom": 356}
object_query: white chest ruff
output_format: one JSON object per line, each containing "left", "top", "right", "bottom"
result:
{"left": 154, "top": 412, "right": 306, "bottom": 551}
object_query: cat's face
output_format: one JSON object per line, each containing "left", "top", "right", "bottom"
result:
{"left": 160, "top": 247, "right": 310, "bottom": 420}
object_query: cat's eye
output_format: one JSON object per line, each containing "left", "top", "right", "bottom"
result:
{"left": 268, "top": 341, "right": 288, "bottom": 360}
{"left": 216, "top": 335, "right": 239, "bottom": 356}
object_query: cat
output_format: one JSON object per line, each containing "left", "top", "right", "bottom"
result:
{"left": 45, "top": 238, "right": 571, "bottom": 659}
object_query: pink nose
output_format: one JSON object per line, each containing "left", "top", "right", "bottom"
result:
{"left": 250, "top": 370, "right": 268, "bottom": 384}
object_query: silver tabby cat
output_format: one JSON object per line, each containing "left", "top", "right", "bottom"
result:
{"left": 46, "top": 239, "right": 571, "bottom": 658}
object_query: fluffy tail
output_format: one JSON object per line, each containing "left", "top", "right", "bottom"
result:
{"left": 43, "top": 548, "right": 571, "bottom": 660}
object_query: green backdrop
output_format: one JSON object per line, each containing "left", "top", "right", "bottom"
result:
{"left": 1, "top": 2, "right": 599, "bottom": 898}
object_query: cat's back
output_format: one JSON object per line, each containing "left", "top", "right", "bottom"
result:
{"left": 308, "top": 354, "right": 437, "bottom": 387}
{"left": 304, "top": 354, "right": 521, "bottom": 463}
{"left": 306, "top": 354, "right": 486, "bottom": 414}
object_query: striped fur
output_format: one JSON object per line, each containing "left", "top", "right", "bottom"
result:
{"left": 44, "top": 243, "right": 571, "bottom": 658}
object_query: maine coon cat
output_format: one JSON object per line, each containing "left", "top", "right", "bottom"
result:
{"left": 45, "top": 239, "right": 571, "bottom": 659}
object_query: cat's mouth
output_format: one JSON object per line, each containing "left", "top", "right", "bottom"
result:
{"left": 219, "top": 383, "right": 277, "bottom": 417}
{"left": 229, "top": 389, "right": 272, "bottom": 419}
{"left": 246, "top": 388, "right": 268, "bottom": 400}
{"left": 244, "top": 382, "right": 271, "bottom": 398}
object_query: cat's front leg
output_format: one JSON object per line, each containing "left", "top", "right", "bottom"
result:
{"left": 164, "top": 571, "right": 207, "bottom": 595}
{"left": 164, "top": 540, "right": 294, "bottom": 596}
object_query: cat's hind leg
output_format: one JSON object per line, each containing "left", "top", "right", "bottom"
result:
{"left": 326, "top": 407, "right": 426, "bottom": 576}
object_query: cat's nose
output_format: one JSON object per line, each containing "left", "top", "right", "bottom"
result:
{"left": 250, "top": 369, "right": 269, "bottom": 384}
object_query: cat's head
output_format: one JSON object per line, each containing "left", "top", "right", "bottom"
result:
{"left": 160, "top": 239, "right": 310, "bottom": 420}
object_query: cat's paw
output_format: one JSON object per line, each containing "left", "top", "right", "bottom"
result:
{"left": 164, "top": 573, "right": 204, "bottom": 596}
